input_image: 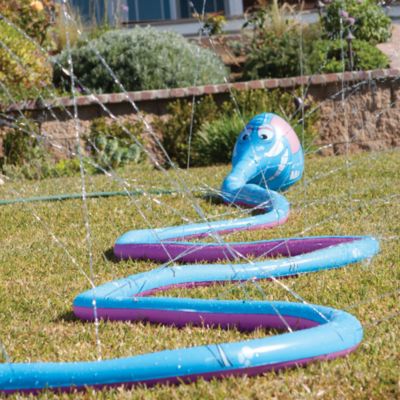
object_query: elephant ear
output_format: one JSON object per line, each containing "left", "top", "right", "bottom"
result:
{"left": 271, "top": 115, "right": 301, "bottom": 154}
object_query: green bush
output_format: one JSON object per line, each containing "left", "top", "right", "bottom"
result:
{"left": 0, "top": 0, "right": 56, "bottom": 45}
{"left": 158, "top": 90, "right": 319, "bottom": 167}
{"left": 0, "top": 20, "right": 53, "bottom": 103}
{"left": 2, "top": 119, "right": 47, "bottom": 166}
{"left": 243, "top": 30, "right": 303, "bottom": 79}
{"left": 0, "top": 116, "right": 146, "bottom": 180}
{"left": 308, "top": 39, "right": 389, "bottom": 73}
{"left": 50, "top": 158, "right": 82, "bottom": 177}
{"left": 1, "top": 118, "right": 84, "bottom": 180}
{"left": 192, "top": 114, "right": 244, "bottom": 166}
{"left": 87, "top": 118, "right": 143, "bottom": 171}
{"left": 2, "top": 157, "right": 82, "bottom": 180}
{"left": 156, "top": 96, "right": 220, "bottom": 167}
{"left": 238, "top": 0, "right": 391, "bottom": 79}
{"left": 53, "top": 27, "right": 227, "bottom": 93}
{"left": 241, "top": 22, "right": 322, "bottom": 80}
{"left": 238, "top": 0, "right": 323, "bottom": 80}
{"left": 322, "top": 0, "right": 392, "bottom": 44}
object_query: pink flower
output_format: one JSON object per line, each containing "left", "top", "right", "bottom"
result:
{"left": 339, "top": 10, "right": 349, "bottom": 18}
{"left": 347, "top": 17, "right": 356, "bottom": 25}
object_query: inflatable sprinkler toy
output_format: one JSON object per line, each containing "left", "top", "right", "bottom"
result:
{"left": 0, "top": 113, "right": 379, "bottom": 394}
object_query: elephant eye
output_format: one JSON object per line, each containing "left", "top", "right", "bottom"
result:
{"left": 241, "top": 129, "right": 250, "bottom": 141}
{"left": 258, "top": 127, "right": 273, "bottom": 140}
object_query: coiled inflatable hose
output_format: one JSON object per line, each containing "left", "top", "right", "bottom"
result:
{"left": 0, "top": 189, "right": 379, "bottom": 394}
{"left": 0, "top": 113, "right": 379, "bottom": 393}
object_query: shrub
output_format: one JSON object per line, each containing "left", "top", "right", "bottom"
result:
{"left": 1, "top": 118, "right": 57, "bottom": 180}
{"left": 1, "top": 157, "right": 82, "bottom": 180}
{"left": 0, "top": 116, "right": 147, "bottom": 180}
{"left": 238, "top": 0, "right": 324, "bottom": 79}
{"left": 308, "top": 39, "right": 389, "bottom": 73}
{"left": 192, "top": 114, "right": 244, "bottom": 166}
{"left": 1, "top": 118, "right": 85, "bottom": 180}
{"left": 46, "top": 3, "right": 83, "bottom": 54}
{"left": 156, "top": 96, "right": 221, "bottom": 167}
{"left": 158, "top": 89, "right": 319, "bottom": 167}
{"left": 87, "top": 118, "right": 143, "bottom": 171}
{"left": 240, "top": 5, "right": 322, "bottom": 80}
{"left": 243, "top": 30, "right": 306, "bottom": 80}
{"left": 0, "top": 20, "right": 52, "bottom": 103}
{"left": 322, "top": 0, "right": 392, "bottom": 44}
{"left": 50, "top": 158, "right": 82, "bottom": 177}
{"left": 243, "top": 0, "right": 300, "bottom": 38}
{"left": 2, "top": 119, "right": 44, "bottom": 166}
{"left": 53, "top": 27, "right": 227, "bottom": 93}
{"left": 0, "top": 0, "right": 56, "bottom": 44}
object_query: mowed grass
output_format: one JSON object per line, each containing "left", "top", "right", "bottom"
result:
{"left": 0, "top": 150, "right": 399, "bottom": 399}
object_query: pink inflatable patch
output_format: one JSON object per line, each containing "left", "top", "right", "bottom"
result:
{"left": 272, "top": 115, "right": 301, "bottom": 153}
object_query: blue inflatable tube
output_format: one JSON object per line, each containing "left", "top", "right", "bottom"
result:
{"left": 0, "top": 113, "right": 379, "bottom": 394}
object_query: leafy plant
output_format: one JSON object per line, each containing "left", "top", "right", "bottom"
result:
{"left": 51, "top": 158, "right": 82, "bottom": 177}
{"left": 322, "top": 0, "right": 392, "bottom": 44}
{"left": 1, "top": 118, "right": 82, "bottom": 180}
{"left": 239, "top": 0, "right": 322, "bottom": 80}
{"left": 87, "top": 118, "right": 143, "bottom": 171}
{"left": 1, "top": 157, "right": 82, "bottom": 180}
{"left": 243, "top": 30, "right": 305, "bottom": 79}
{"left": 0, "top": 19, "right": 53, "bottom": 103}
{"left": 192, "top": 114, "right": 244, "bottom": 166}
{"left": 53, "top": 27, "right": 227, "bottom": 93}
{"left": 46, "top": 3, "right": 83, "bottom": 54}
{"left": 308, "top": 39, "right": 389, "bottom": 73}
{"left": 0, "top": 0, "right": 56, "bottom": 44}
{"left": 0, "top": 116, "right": 146, "bottom": 180}
{"left": 157, "top": 96, "right": 220, "bottom": 167}
{"left": 243, "top": 0, "right": 300, "bottom": 39}
{"left": 241, "top": 21, "right": 323, "bottom": 79}
{"left": 2, "top": 119, "right": 46, "bottom": 166}
{"left": 200, "top": 13, "right": 227, "bottom": 36}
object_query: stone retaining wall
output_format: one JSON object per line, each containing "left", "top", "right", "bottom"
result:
{"left": 2, "top": 69, "right": 400, "bottom": 159}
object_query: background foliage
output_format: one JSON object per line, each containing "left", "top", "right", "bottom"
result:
{"left": 0, "top": 118, "right": 81, "bottom": 180}
{"left": 308, "top": 39, "right": 389, "bottom": 73}
{"left": 53, "top": 27, "right": 228, "bottom": 93}
{"left": 322, "top": 0, "right": 392, "bottom": 44}
{"left": 0, "top": 13, "right": 53, "bottom": 103}
{"left": 236, "top": 0, "right": 391, "bottom": 79}
{"left": 0, "top": 0, "right": 56, "bottom": 44}
{"left": 87, "top": 118, "right": 143, "bottom": 171}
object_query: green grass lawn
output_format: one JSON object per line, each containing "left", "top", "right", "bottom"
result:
{"left": 0, "top": 150, "right": 399, "bottom": 399}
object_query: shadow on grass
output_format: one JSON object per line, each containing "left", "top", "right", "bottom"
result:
{"left": 103, "top": 247, "right": 120, "bottom": 264}
{"left": 202, "top": 192, "right": 265, "bottom": 215}
{"left": 55, "top": 311, "right": 79, "bottom": 323}
{"left": 202, "top": 192, "right": 224, "bottom": 205}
